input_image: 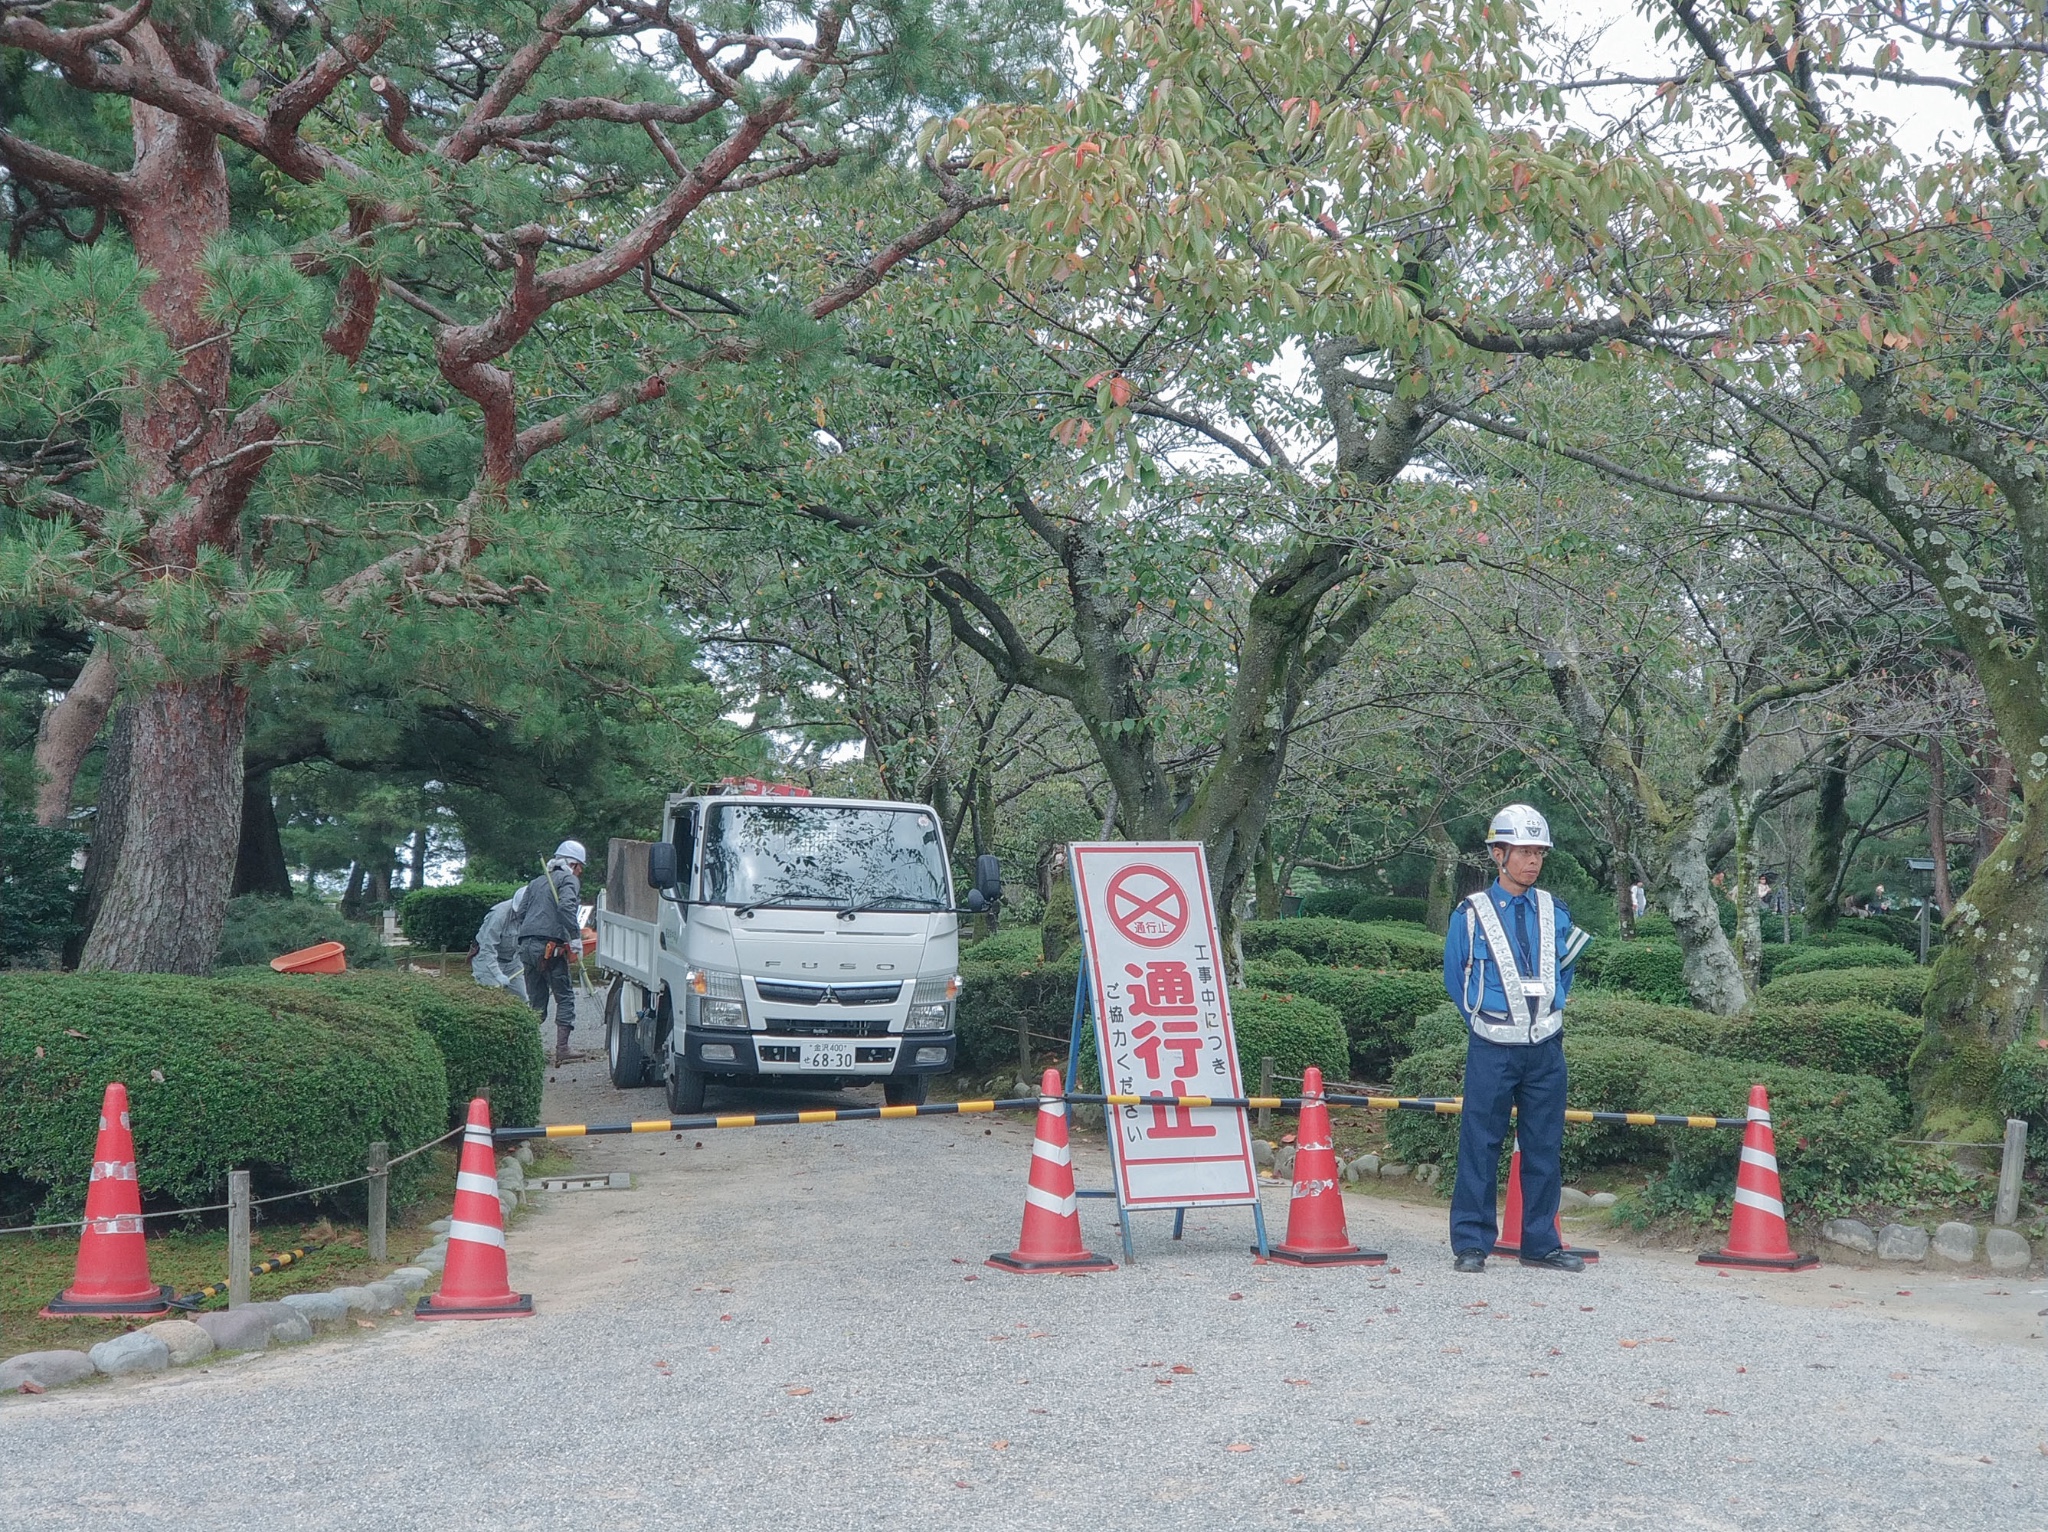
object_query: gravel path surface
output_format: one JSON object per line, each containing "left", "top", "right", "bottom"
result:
{"left": 4, "top": 1044, "right": 2046, "bottom": 1531}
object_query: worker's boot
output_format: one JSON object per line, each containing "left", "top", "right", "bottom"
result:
{"left": 554, "top": 1023, "right": 574, "bottom": 1066}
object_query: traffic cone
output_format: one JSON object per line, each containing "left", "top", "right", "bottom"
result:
{"left": 416, "top": 1098, "right": 535, "bottom": 1319}
{"left": 1699, "top": 1085, "right": 1817, "bottom": 1271}
{"left": 1492, "top": 1138, "right": 1599, "bottom": 1262}
{"left": 1259, "top": 1067, "right": 1385, "bottom": 1265}
{"left": 988, "top": 1069, "right": 1114, "bottom": 1273}
{"left": 41, "top": 1082, "right": 173, "bottom": 1317}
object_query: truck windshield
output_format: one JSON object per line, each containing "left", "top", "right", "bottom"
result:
{"left": 701, "top": 804, "right": 950, "bottom": 910}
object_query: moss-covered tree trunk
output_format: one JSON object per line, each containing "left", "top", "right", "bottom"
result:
{"left": 1423, "top": 813, "right": 1458, "bottom": 936}
{"left": 1803, "top": 735, "right": 1851, "bottom": 936}
{"left": 1731, "top": 794, "right": 1765, "bottom": 994}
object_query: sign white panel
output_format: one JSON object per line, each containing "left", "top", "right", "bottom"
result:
{"left": 1070, "top": 843, "right": 1259, "bottom": 1207}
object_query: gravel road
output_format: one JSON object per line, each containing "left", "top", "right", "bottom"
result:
{"left": 4, "top": 1042, "right": 2046, "bottom": 1531}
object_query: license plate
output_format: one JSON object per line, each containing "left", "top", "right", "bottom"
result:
{"left": 799, "top": 1041, "right": 856, "bottom": 1071}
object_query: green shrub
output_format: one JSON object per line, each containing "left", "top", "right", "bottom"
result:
{"left": 1299, "top": 889, "right": 1363, "bottom": 918}
{"left": 1245, "top": 962, "right": 1443, "bottom": 1076}
{"left": 1997, "top": 1042, "right": 2048, "bottom": 1164}
{"left": 397, "top": 883, "right": 521, "bottom": 954}
{"left": 0, "top": 810, "right": 83, "bottom": 966}
{"left": 1759, "top": 964, "right": 1929, "bottom": 1017}
{"left": 1365, "top": 921, "right": 1445, "bottom": 971}
{"left": 1352, "top": 895, "right": 1429, "bottom": 924}
{"left": 955, "top": 953, "right": 1083, "bottom": 1075}
{"left": 1632, "top": 913, "right": 1678, "bottom": 939}
{"left": 1229, "top": 991, "right": 1348, "bottom": 1085}
{"left": 1386, "top": 1034, "right": 1899, "bottom": 1204}
{"left": 1243, "top": 917, "right": 1387, "bottom": 966}
{"left": 0, "top": 972, "right": 446, "bottom": 1221}
{"left": 1259, "top": 947, "right": 1311, "bottom": 969}
{"left": 964, "top": 926, "right": 1045, "bottom": 966}
{"left": 215, "top": 894, "right": 389, "bottom": 971}
{"left": 1769, "top": 944, "right": 1913, "bottom": 978}
{"left": 1734, "top": 1003, "right": 1921, "bottom": 1095}
{"left": 227, "top": 972, "right": 545, "bottom": 1131}
{"left": 1582, "top": 938, "right": 1689, "bottom": 1003}
{"left": 1407, "top": 1004, "right": 1470, "bottom": 1055}
{"left": 1565, "top": 992, "right": 1724, "bottom": 1052}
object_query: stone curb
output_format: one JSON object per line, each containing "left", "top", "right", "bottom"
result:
{"left": 1820, "top": 1216, "right": 2040, "bottom": 1272}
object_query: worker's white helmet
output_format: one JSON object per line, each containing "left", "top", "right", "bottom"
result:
{"left": 552, "top": 839, "right": 588, "bottom": 864}
{"left": 1485, "top": 804, "right": 1553, "bottom": 849}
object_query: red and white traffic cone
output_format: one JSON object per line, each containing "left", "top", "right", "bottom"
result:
{"left": 988, "top": 1069, "right": 1115, "bottom": 1274}
{"left": 1492, "top": 1137, "right": 1599, "bottom": 1263}
{"left": 416, "top": 1098, "right": 535, "bottom": 1319}
{"left": 42, "top": 1082, "right": 173, "bottom": 1317}
{"left": 1699, "top": 1085, "right": 1817, "bottom": 1271}
{"left": 1260, "top": 1066, "right": 1385, "bottom": 1265}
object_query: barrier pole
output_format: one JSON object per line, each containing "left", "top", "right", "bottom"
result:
{"left": 1257, "top": 1056, "right": 1274, "bottom": 1134}
{"left": 227, "top": 1171, "right": 251, "bottom": 1309}
{"left": 367, "top": 1141, "right": 389, "bottom": 1262}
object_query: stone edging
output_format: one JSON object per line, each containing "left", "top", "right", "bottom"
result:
{"left": 1820, "top": 1216, "right": 2039, "bottom": 1271}
{"left": 0, "top": 1146, "right": 535, "bottom": 1399}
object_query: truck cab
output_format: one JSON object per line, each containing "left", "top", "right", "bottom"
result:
{"left": 594, "top": 785, "right": 997, "bottom": 1112}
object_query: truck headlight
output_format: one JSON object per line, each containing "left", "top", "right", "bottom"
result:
{"left": 688, "top": 969, "right": 747, "bottom": 1029}
{"left": 906, "top": 974, "right": 959, "bottom": 1033}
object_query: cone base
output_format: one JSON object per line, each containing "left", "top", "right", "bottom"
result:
{"left": 414, "top": 1292, "right": 535, "bottom": 1320}
{"left": 1494, "top": 1241, "right": 1601, "bottom": 1262}
{"left": 1697, "top": 1248, "right": 1818, "bottom": 1271}
{"left": 39, "top": 1284, "right": 175, "bottom": 1319}
{"left": 1257, "top": 1243, "right": 1387, "bottom": 1266}
{"left": 986, "top": 1250, "right": 1116, "bottom": 1274}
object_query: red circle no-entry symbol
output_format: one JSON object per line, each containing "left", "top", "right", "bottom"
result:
{"left": 1104, "top": 864, "right": 1191, "bottom": 948}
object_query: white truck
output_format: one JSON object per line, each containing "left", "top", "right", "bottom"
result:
{"left": 592, "top": 783, "right": 1001, "bottom": 1112}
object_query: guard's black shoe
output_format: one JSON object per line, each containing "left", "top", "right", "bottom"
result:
{"left": 1453, "top": 1249, "right": 1487, "bottom": 1273}
{"left": 1518, "top": 1249, "right": 1587, "bottom": 1273}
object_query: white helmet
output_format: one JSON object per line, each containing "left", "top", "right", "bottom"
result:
{"left": 1485, "top": 804, "right": 1553, "bottom": 848}
{"left": 552, "top": 839, "right": 588, "bottom": 864}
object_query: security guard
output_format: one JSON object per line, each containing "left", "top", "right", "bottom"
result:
{"left": 1441, "top": 805, "right": 1591, "bottom": 1273}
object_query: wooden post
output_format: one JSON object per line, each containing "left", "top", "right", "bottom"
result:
{"left": 1016, "top": 1009, "right": 1031, "bottom": 1085}
{"left": 366, "top": 1141, "right": 389, "bottom": 1262}
{"left": 227, "top": 1170, "right": 250, "bottom": 1308}
{"left": 1995, "top": 1117, "right": 2028, "bottom": 1227}
{"left": 1257, "top": 1055, "right": 1274, "bottom": 1133}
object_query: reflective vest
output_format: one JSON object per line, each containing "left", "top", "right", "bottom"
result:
{"left": 1459, "top": 888, "right": 1563, "bottom": 1046}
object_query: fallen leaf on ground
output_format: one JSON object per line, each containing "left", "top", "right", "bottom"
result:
{"left": 1705, "top": 1408, "right": 1731, "bottom": 1416}
{"left": 1619, "top": 1340, "right": 1638, "bottom": 1349}
{"left": 18, "top": 1381, "right": 45, "bottom": 1395}
{"left": 1226, "top": 1444, "right": 1253, "bottom": 1453}
{"left": 823, "top": 1415, "right": 850, "bottom": 1423}
{"left": 1171, "top": 1364, "right": 1195, "bottom": 1374}
{"left": 954, "top": 1481, "right": 972, "bottom": 1489}
{"left": 787, "top": 1387, "right": 812, "bottom": 1396}
{"left": 354, "top": 1319, "right": 376, "bottom": 1329}
{"left": 991, "top": 1440, "right": 1009, "bottom": 1450}
{"left": 1285, "top": 1475, "right": 1305, "bottom": 1484}
{"left": 1228, "top": 1292, "right": 1244, "bottom": 1301}
{"left": 1629, "top": 1434, "right": 1646, "bottom": 1443}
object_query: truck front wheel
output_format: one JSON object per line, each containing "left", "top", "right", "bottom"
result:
{"left": 605, "top": 979, "right": 649, "bottom": 1089}
{"left": 666, "top": 1056, "right": 708, "bottom": 1114}
{"left": 883, "top": 1074, "right": 928, "bottom": 1108}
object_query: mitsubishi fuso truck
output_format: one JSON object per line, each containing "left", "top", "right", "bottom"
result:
{"left": 593, "top": 781, "right": 1001, "bottom": 1112}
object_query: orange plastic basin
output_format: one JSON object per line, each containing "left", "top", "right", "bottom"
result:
{"left": 271, "top": 941, "right": 347, "bottom": 975}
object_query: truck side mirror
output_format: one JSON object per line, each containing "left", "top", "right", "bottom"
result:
{"left": 647, "top": 841, "right": 678, "bottom": 890}
{"left": 974, "top": 854, "right": 1003, "bottom": 904}
{"left": 962, "top": 888, "right": 987, "bottom": 913}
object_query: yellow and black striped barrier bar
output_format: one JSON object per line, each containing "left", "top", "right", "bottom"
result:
{"left": 495, "top": 1095, "right": 1746, "bottom": 1142}
{"left": 171, "top": 1244, "right": 321, "bottom": 1309}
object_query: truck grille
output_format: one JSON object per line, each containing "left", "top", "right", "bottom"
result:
{"left": 754, "top": 979, "right": 902, "bottom": 1007}
{"left": 765, "top": 1016, "right": 895, "bottom": 1038}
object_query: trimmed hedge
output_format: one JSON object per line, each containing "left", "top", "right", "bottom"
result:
{"left": 0, "top": 973, "right": 446, "bottom": 1221}
{"left": 396, "top": 882, "right": 520, "bottom": 954}
{"left": 1299, "top": 890, "right": 1363, "bottom": 919}
{"left": 215, "top": 894, "right": 389, "bottom": 970}
{"left": 1565, "top": 992, "right": 1724, "bottom": 1051}
{"left": 1565, "top": 993, "right": 1919, "bottom": 1095}
{"left": 1229, "top": 991, "right": 1348, "bottom": 1084}
{"left": 1386, "top": 1034, "right": 1899, "bottom": 1203}
{"left": 1244, "top": 962, "right": 1443, "bottom": 1076}
{"left": 1767, "top": 943, "right": 1913, "bottom": 978}
{"left": 1997, "top": 1042, "right": 2048, "bottom": 1165}
{"left": 228, "top": 972, "right": 546, "bottom": 1131}
{"left": 1295, "top": 892, "right": 1432, "bottom": 924}
{"left": 1408, "top": 1004, "right": 1470, "bottom": 1055}
{"left": 1577, "top": 938, "right": 1690, "bottom": 1003}
{"left": 1758, "top": 964, "right": 1929, "bottom": 1017}
{"left": 955, "top": 953, "right": 1083, "bottom": 1075}
{"left": 1243, "top": 918, "right": 1442, "bottom": 971}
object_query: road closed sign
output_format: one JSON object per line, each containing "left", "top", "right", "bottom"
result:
{"left": 1069, "top": 843, "right": 1259, "bottom": 1208}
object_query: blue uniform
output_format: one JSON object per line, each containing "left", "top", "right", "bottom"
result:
{"left": 1442, "top": 881, "right": 1579, "bottom": 1259}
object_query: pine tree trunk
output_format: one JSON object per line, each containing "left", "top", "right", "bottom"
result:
{"left": 1660, "top": 786, "right": 1748, "bottom": 1015}
{"left": 408, "top": 825, "right": 428, "bottom": 892}
{"left": 231, "top": 770, "right": 292, "bottom": 897}
{"left": 1803, "top": 735, "right": 1851, "bottom": 935}
{"left": 77, "top": 676, "right": 246, "bottom": 974}
{"left": 340, "top": 861, "right": 366, "bottom": 918}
